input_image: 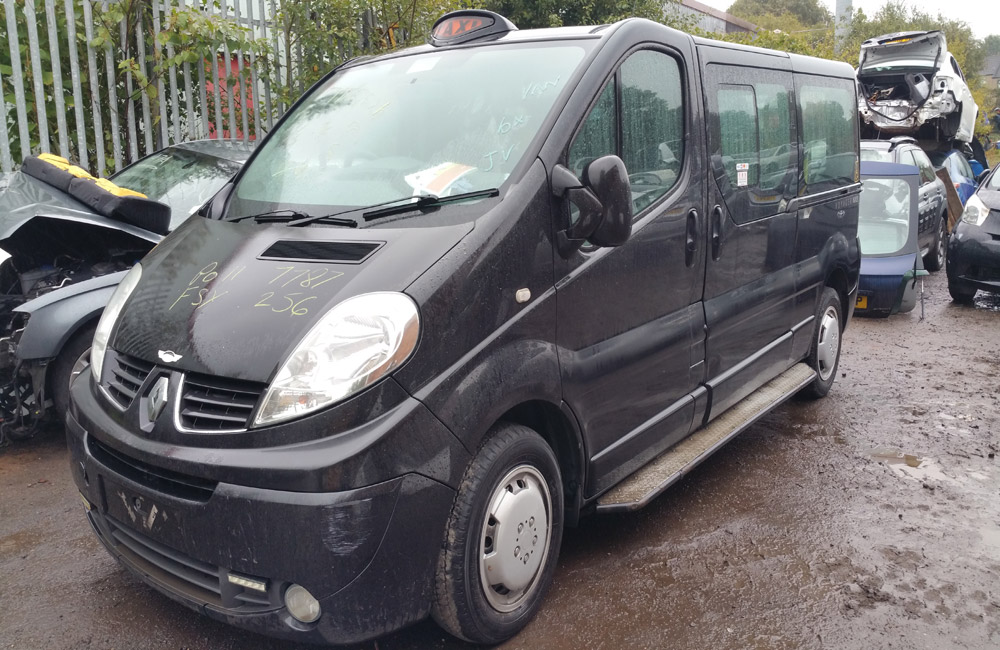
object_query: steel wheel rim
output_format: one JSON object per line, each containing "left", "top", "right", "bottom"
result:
{"left": 816, "top": 305, "right": 840, "bottom": 381}
{"left": 478, "top": 464, "right": 552, "bottom": 613}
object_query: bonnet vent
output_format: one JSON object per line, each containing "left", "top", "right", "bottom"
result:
{"left": 259, "top": 240, "right": 383, "bottom": 264}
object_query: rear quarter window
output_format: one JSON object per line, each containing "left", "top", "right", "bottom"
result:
{"left": 795, "top": 75, "right": 859, "bottom": 195}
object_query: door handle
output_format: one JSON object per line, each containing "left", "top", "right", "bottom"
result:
{"left": 710, "top": 204, "right": 723, "bottom": 261}
{"left": 685, "top": 208, "right": 698, "bottom": 267}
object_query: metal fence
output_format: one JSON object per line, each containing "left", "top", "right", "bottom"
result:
{"left": 1, "top": 0, "right": 292, "bottom": 175}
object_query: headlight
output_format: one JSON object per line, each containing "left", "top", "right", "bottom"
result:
{"left": 253, "top": 292, "right": 419, "bottom": 427}
{"left": 91, "top": 264, "right": 142, "bottom": 382}
{"left": 961, "top": 194, "right": 989, "bottom": 227}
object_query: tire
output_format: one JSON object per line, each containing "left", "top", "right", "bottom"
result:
{"left": 948, "top": 282, "right": 976, "bottom": 304}
{"left": 801, "top": 287, "right": 842, "bottom": 399}
{"left": 924, "top": 212, "right": 947, "bottom": 272}
{"left": 50, "top": 324, "right": 96, "bottom": 422}
{"left": 432, "top": 423, "right": 563, "bottom": 644}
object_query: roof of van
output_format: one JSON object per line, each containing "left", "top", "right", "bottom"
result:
{"left": 348, "top": 16, "right": 853, "bottom": 79}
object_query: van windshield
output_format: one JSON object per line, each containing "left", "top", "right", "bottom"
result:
{"left": 229, "top": 42, "right": 591, "bottom": 220}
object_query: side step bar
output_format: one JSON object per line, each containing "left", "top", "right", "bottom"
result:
{"left": 596, "top": 363, "right": 816, "bottom": 513}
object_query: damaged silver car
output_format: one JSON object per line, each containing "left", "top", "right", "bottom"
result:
{"left": 857, "top": 31, "right": 978, "bottom": 144}
{"left": 0, "top": 141, "right": 250, "bottom": 441}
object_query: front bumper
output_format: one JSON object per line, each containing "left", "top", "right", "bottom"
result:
{"left": 66, "top": 371, "right": 461, "bottom": 644}
{"left": 947, "top": 222, "right": 1000, "bottom": 295}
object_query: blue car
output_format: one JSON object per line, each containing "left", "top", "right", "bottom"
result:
{"left": 855, "top": 161, "right": 929, "bottom": 317}
{"left": 928, "top": 148, "right": 978, "bottom": 205}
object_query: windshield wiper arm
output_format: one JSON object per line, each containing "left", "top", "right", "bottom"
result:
{"left": 283, "top": 188, "right": 500, "bottom": 228}
{"left": 362, "top": 188, "right": 500, "bottom": 222}
{"left": 227, "top": 209, "right": 310, "bottom": 223}
{"left": 226, "top": 208, "right": 358, "bottom": 227}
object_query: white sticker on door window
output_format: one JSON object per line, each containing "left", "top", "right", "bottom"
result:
{"left": 736, "top": 162, "right": 749, "bottom": 187}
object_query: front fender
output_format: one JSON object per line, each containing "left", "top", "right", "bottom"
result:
{"left": 14, "top": 270, "right": 127, "bottom": 360}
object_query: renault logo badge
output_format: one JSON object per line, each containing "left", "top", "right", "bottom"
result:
{"left": 158, "top": 350, "right": 183, "bottom": 363}
{"left": 147, "top": 376, "right": 169, "bottom": 422}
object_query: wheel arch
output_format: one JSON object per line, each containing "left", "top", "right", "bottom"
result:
{"left": 825, "top": 266, "right": 849, "bottom": 329}
{"left": 498, "top": 400, "right": 586, "bottom": 527}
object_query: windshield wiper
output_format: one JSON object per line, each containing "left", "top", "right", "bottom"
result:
{"left": 227, "top": 208, "right": 358, "bottom": 228}
{"left": 227, "top": 209, "right": 309, "bottom": 223}
{"left": 228, "top": 188, "right": 500, "bottom": 228}
{"left": 362, "top": 188, "right": 500, "bottom": 222}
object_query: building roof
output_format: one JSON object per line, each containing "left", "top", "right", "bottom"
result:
{"left": 680, "top": 0, "right": 758, "bottom": 32}
{"left": 981, "top": 54, "right": 1000, "bottom": 80}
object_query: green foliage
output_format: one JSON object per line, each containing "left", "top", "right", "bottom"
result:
{"left": 726, "top": 0, "right": 831, "bottom": 28}
{"left": 272, "top": 0, "right": 467, "bottom": 106}
{"left": 480, "top": 0, "right": 669, "bottom": 30}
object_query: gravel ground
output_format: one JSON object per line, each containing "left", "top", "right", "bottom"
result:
{"left": 1, "top": 269, "right": 998, "bottom": 650}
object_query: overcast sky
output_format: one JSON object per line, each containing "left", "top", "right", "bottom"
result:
{"left": 695, "top": 0, "right": 1000, "bottom": 39}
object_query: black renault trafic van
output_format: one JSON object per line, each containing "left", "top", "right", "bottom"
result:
{"left": 67, "top": 10, "right": 860, "bottom": 645}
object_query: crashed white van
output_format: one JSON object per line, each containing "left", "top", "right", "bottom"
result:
{"left": 857, "top": 31, "right": 978, "bottom": 144}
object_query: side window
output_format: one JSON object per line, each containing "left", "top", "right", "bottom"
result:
{"left": 568, "top": 82, "right": 616, "bottom": 177}
{"left": 620, "top": 51, "right": 684, "bottom": 208}
{"left": 706, "top": 64, "right": 795, "bottom": 224}
{"left": 954, "top": 154, "right": 973, "bottom": 179}
{"left": 796, "top": 75, "right": 859, "bottom": 195}
{"left": 717, "top": 85, "right": 759, "bottom": 189}
{"left": 951, "top": 56, "right": 965, "bottom": 81}
{"left": 568, "top": 49, "right": 685, "bottom": 216}
{"left": 898, "top": 149, "right": 917, "bottom": 168}
{"left": 912, "top": 150, "right": 936, "bottom": 185}
{"left": 756, "top": 83, "right": 794, "bottom": 193}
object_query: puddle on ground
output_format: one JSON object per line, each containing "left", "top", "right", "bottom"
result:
{"left": 869, "top": 448, "right": 955, "bottom": 484}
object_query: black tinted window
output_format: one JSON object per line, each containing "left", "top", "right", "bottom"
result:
{"left": 620, "top": 51, "right": 684, "bottom": 209}
{"left": 796, "top": 75, "right": 859, "bottom": 195}
{"left": 569, "top": 50, "right": 685, "bottom": 217}
{"left": 706, "top": 65, "right": 795, "bottom": 224}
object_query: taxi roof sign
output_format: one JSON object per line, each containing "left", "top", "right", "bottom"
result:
{"left": 430, "top": 10, "right": 517, "bottom": 47}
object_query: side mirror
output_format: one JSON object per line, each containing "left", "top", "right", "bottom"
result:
{"left": 551, "top": 155, "right": 632, "bottom": 254}
{"left": 976, "top": 168, "right": 991, "bottom": 186}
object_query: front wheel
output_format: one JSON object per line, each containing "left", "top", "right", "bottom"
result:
{"left": 50, "top": 324, "right": 97, "bottom": 422}
{"left": 801, "top": 287, "right": 842, "bottom": 399}
{"left": 432, "top": 423, "right": 563, "bottom": 644}
{"left": 948, "top": 282, "right": 976, "bottom": 304}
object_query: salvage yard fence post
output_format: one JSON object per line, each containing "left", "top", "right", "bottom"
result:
{"left": 0, "top": 0, "right": 290, "bottom": 175}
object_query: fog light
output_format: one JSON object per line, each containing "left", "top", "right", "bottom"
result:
{"left": 284, "top": 584, "right": 321, "bottom": 623}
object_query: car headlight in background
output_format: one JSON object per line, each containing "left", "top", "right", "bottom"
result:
{"left": 254, "top": 292, "right": 420, "bottom": 427}
{"left": 961, "top": 194, "right": 989, "bottom": 227}
{"left": 91, "top": 263, "right": 143, "bottom": 382}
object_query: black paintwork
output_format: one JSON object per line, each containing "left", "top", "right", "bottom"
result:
{"left": 947, "top": 189, "right": 1000, "bottom": 295}
{"left": 68, "top": 15, "right": 860, "bottom": 645}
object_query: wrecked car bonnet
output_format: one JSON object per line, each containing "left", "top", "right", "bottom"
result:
{"left": 111, "top": 216, "right": 473, "bottom": 383}
{"left": 0, "top": 171, "right": 162, "bottom": 244}
{"left": 859, "top": 31, "right": 944, "bottom": 74}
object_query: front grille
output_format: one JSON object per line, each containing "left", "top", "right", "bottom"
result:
{"left": 179, "top": 374, "right": 265, "bottom": 432}
{"left": 97, "top": 514, "right": 279, "bottom": 612}
{"left": 104, "top": 351, "right": 155, "bottom": 409}
{"left": 88, "top": 434, "right": 216, "bottom": 502}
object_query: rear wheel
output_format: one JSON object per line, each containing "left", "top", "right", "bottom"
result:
{"left": 50, "top": 324, "right": 96, "bottom": 422}
{"left": 801, "top": 287, "right": 842, "bottom": 399}
{"left": 433, "top": 423, "right": 563, "bottom": 644}
{"left": 924, "top": 212, "right": 947, "bottom": 272}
